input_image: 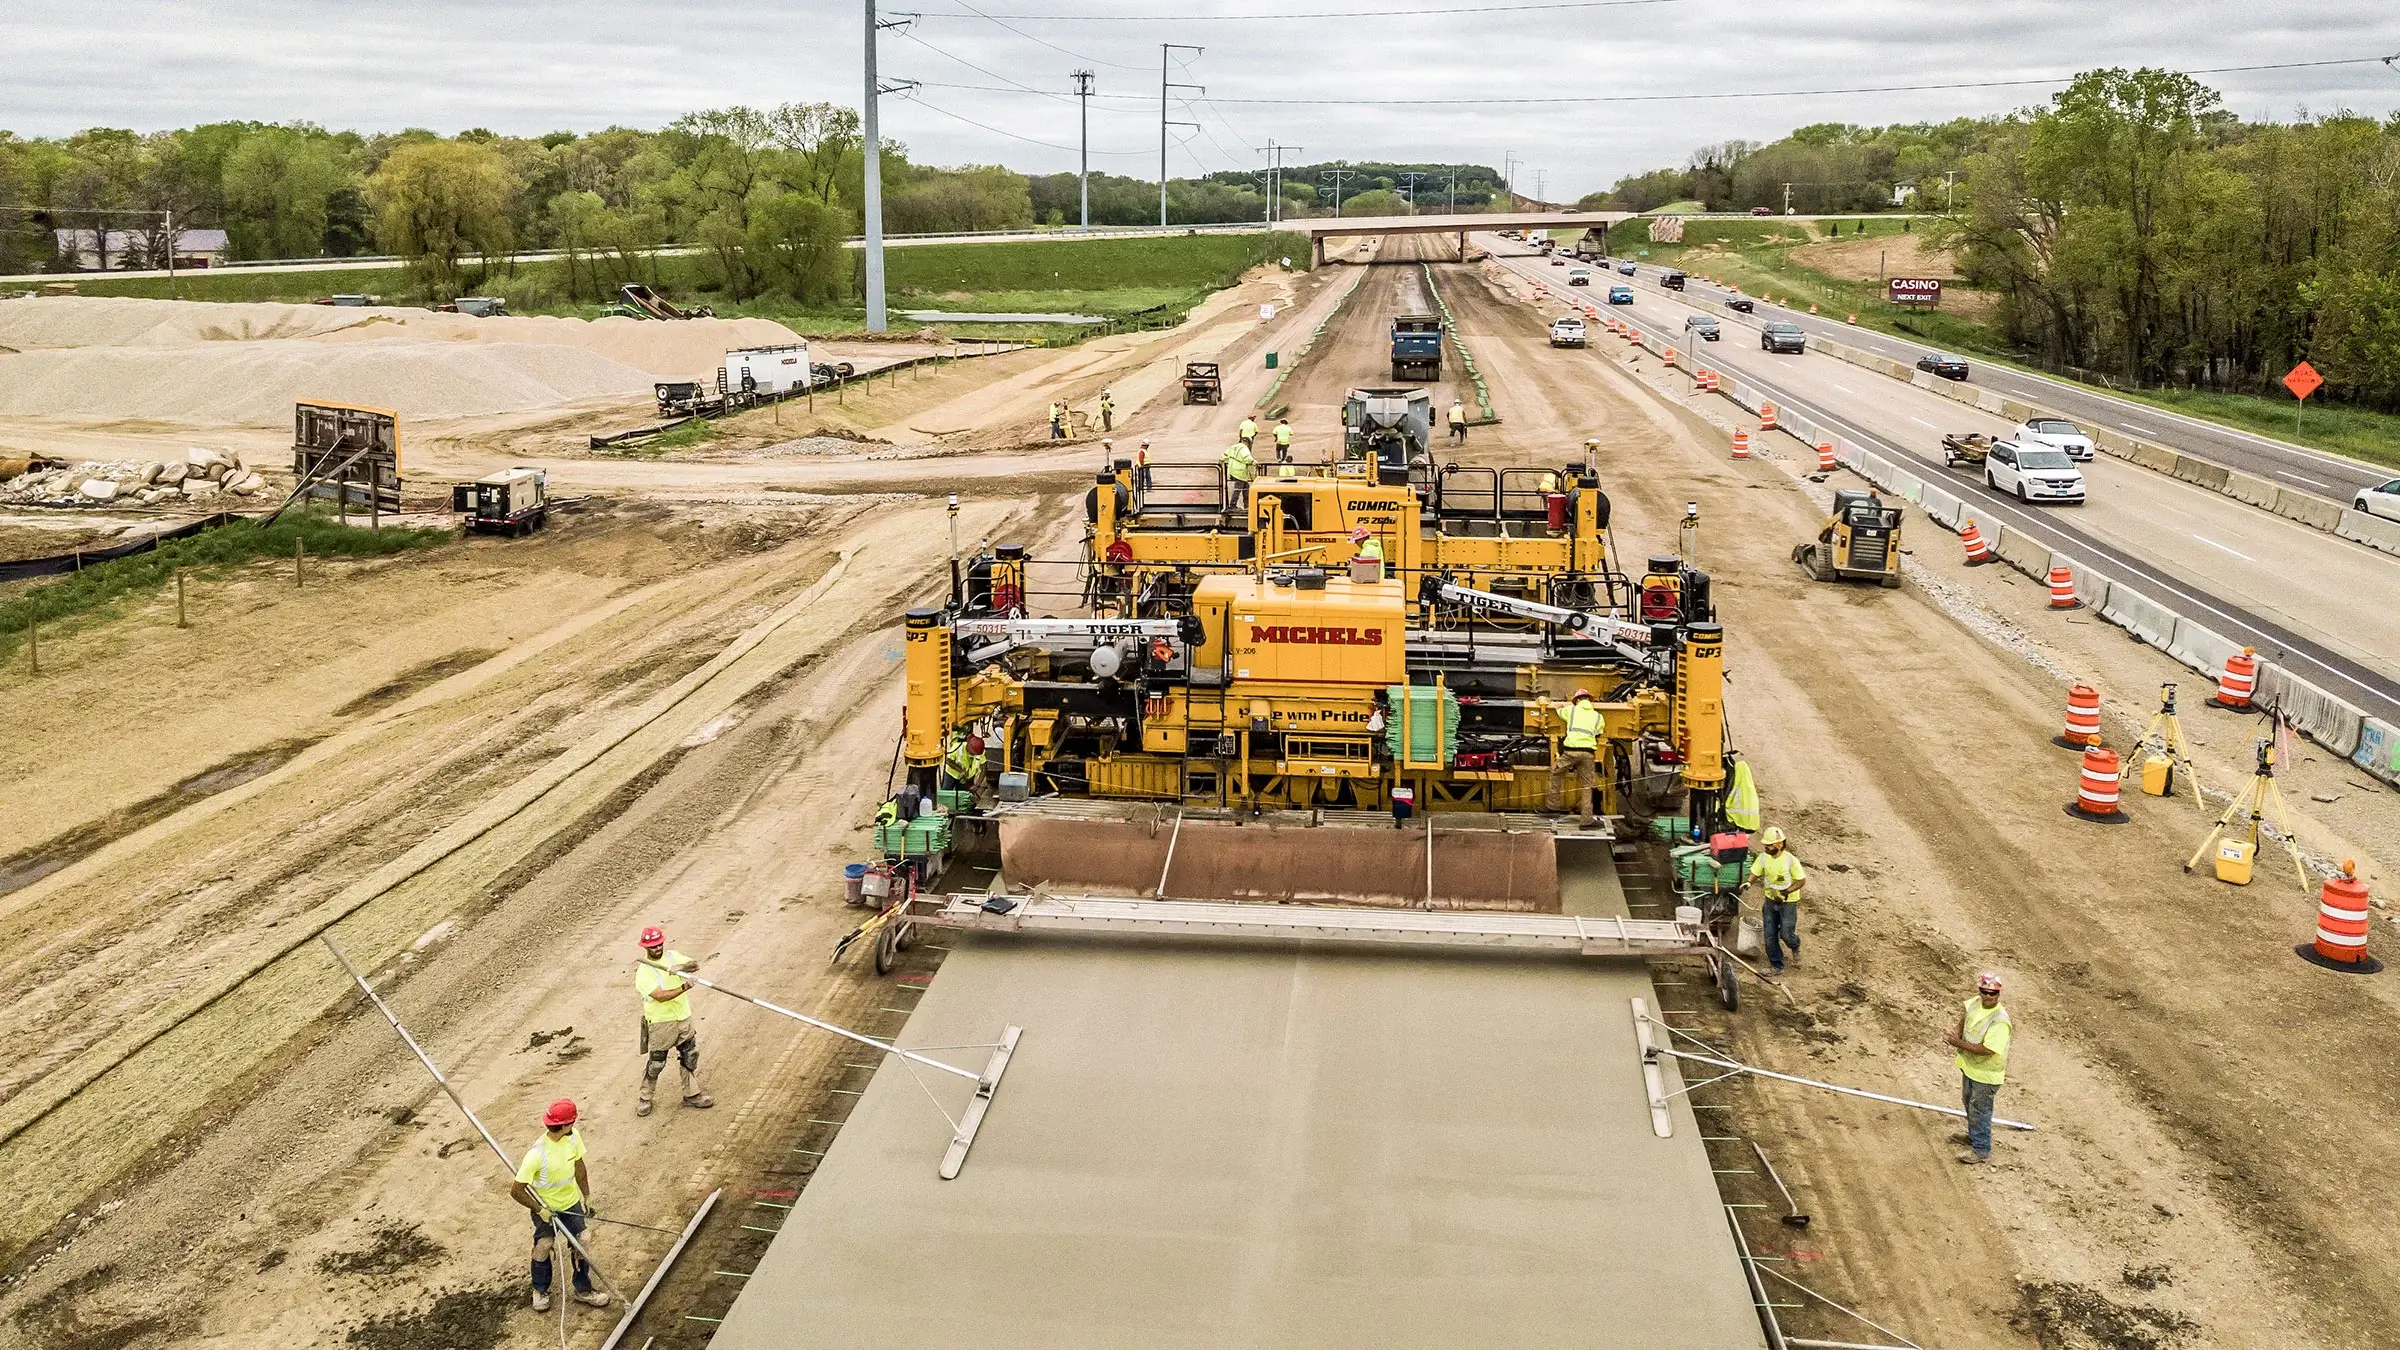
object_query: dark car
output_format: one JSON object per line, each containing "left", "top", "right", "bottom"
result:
{"left": 1661, "top": 270, "right": 1687, "bottom": 290}
{"left": 1749, "top": 207, "right": 1773, "bottom": 216}
{"left": 1550, "top": 257, "right": 1566, "bottom": 266}
{"left": 1762, "top": 321, "right": 1807, "bottom": 354}
{"left": 1917, "top": 352, "right": 1970, "bottom": 381}
{"left": 1725, "top": 296, "right": 1755, "bottom": 314}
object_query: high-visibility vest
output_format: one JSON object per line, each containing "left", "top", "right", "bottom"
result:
{"left": 1724, "top": 759, "right": 1760, "bottom": 831}
{"left": 1274, "top": 424, "right": 1292, "bottom": 447}
{"left": 1355, "top": 537, "right": 1383, "bottom": 561}
{"left": 1223, "top": 445, "right": 1255, "bottom": 482}
{"left": 635, "top": 953, "right": 695, "bottom": 1024}
{"left": 1563, "top": 701, "right": 1603, "bottom": 750}
{"left": 1448, "top": 404, "right": 1466, "bottom": 426}
{"left": 1239, "top": 419, "right": 1258, "bottom": 440}
{"left": 1956, "top": 998, "right": 2013, "bottom": 1085}
{"left": 1539, "top": 472, "right": 1559, "bottom": 493}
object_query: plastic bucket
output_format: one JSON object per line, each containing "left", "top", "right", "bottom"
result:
{"left": 843, "top": 862, "right": 868, "bottom": 906}
{"left": 861, "top": 868, "right": 893, "bottom": 900}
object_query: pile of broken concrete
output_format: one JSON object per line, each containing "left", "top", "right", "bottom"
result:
{"left": 0, "top": 448, "right": 275, "bottom": 508}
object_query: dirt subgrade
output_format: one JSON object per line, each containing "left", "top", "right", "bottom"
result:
{"left": 5, "top": 253, "right": 2395, "bottom": 1350}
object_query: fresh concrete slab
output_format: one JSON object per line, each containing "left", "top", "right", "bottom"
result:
{"left": 708, "top": 922, "right": 1764, "bottom": 1349}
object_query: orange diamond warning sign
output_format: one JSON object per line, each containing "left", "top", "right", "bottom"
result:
{"left": 2283, "top": 361, "right": 2323, "bottom": 400}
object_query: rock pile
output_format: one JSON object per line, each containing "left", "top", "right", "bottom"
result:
{"left": 0, "top": 447, "right": 274, "bottom": 508}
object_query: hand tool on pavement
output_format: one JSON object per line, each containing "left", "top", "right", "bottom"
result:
{"left": 1751, "top": 1141, "right": 1811, "bottom": 1227}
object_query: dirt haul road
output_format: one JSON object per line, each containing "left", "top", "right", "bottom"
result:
{"left": 1437, "top": 257, "right": 2400, "bottom": 1349}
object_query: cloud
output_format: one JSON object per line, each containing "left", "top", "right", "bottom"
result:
{"left": 3, "top": 0, "right": 2395, "bottom": 195}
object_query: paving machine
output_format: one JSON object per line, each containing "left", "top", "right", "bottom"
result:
{"left": 884, "top": 456, "right": 1733, "bottom": 913}
{"left": 1793, "top": 488, "right": 1902, "bottom": 587}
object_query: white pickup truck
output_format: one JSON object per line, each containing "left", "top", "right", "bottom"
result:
{"left": 2015, "top": 417, "right": 2095, "bottom": 462}
{"left": 1549, "top": 315, "right": 1587, "bottom": 348}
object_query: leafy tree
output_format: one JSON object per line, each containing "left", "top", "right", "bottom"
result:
{"left": 366, "top": 138, "right": 516, "bottom": 297}
{"left": 223, "top": 126, "right": 347, "bottom": 259}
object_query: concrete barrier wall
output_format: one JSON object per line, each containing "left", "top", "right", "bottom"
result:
{"left": 2170, "top": 457, "right": 2233, "bottom": 492}
{"left": 1884, "top": 465, "right": 1926, "bottom": 503}
{"left": 2129, "top": 443, "right": 2181, "bottom": 474}
{"left": 2354, "top": 718, "right": 2400, "bottom": 786}
{"left": 1976, "top": 390, "right": 2008, "bottom": 415}
{"left": 2336, "top": 508, "right": 2400, "bottom": 557}
{"left": 2222, "top": 470, "right": 2281, "bottom": 510}
{"left": 2257, "top": 666, "right": 2363, "bottom": 757}
{"left": 1993, "top": 528, "right": 2049, "bottom": 578}
{"left": 1920, "top": 486, "right": 1964, "bottom": 529}
{"left": 2099, "top": 582, "right": 2180, "bottom": 647}
{"left": 2276, "top": 490, "right": 2344, "bottom": 531}
{"left": 2165, "top": 618, "right": 2242, "bottom": 682}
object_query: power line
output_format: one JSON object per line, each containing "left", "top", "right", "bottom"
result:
{"left": 914, "top": 57, "right": 2397, "bottom": 107}
{"left": 914, "top": 0, "right": 1679, "bottom": 19}
{"left": 935, "top": 0, "right": 1152, "bottom": 67}
{"left": 898, "top": 30, "right": 1084, "bottom": 103}
{"left": 896, "top": 92, "right": 1154, "bottom": 155}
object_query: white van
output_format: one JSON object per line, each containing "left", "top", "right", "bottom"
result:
{"left": 1985, "top": 441, "right": 2087, "bottom": 504}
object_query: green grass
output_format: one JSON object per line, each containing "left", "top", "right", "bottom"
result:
{"left": 0, "top": 509, "right": 451, "bottom": 658}
{"left": 62, "top": 231, "right": 1310, "bottom": 337}
{"left": 2105, "top": 387, "right": 2400, "bottom": 472}
{"left": 597, "top": 417, "right": 717, "bottom": 458}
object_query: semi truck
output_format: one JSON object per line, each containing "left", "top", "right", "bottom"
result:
{"left": 1390, "top": 315, "right": 1443, "bottom": 382}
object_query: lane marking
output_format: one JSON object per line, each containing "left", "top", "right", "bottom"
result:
{"left": 2277, "top": 471, "right": 2335, "bottom": 489}
{"left": 1907, "top": 415, "right": 1939, "bottom": 429}
{"left": 2190, "top": 534, "right": 2257, "bottom": 562}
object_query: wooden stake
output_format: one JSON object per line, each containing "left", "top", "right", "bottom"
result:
{"left": 177, "top": 569, "right": 187, "bottom": 628}
{"left": 295, "top": 538, "right": 305, "bottom": 588}
{"left": 26, "top": 615, "right": 37, "bottom": 675}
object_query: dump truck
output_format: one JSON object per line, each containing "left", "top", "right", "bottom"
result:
{"left": 1389, "top": 314, "right": 1443, "bottom": 381}
{"left": 1342, "top": 386, "right": 1433, "bottom": 485}
{"left": 452, "top": 467, "right": 548, "bottom": 535}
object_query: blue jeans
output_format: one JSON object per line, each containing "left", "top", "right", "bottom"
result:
{"left": 1761, "top": 899, "right": 1800, "bottom": 970}
{"left": 1961, "top": 1076, "right": 1999, "bottom": 1157}
{"left": 531, "top": 1203, "right": 593, "bottom": 1294}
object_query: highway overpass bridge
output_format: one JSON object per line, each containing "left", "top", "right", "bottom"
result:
{"left": 1296, "top": 211, "right": 1627, "bottom": 264}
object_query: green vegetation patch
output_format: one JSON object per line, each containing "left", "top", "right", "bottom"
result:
{"left": 0, "top": 509, "right": 450, "bottom": 656}
{"left": 2107, "top": 387, "right": 2400, "bottom": 473}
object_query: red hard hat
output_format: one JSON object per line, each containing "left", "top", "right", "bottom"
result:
{"left": 966, "top": 736, "right": 985, "bottom": 753}
{"left": 1350, "top": 526, "right": 1371, "bottom": 540}
{"left": 639, "top": 925, "right": 665, "bottom": 948}
{"left": 1572, "top": 688, "right": 1592, "bottom": 700}
{"left": 544, "top": 1099, "right": 578, "bottom": 1127}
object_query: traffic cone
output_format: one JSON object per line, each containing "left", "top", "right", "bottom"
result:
{"left": 2047, "top": 564, "right": 2080, "bottom": 609}
{"left": 2298, "top": 862, "right": 2383, "bottom": 973}
{"left": 2055, "top": 683, "right": 2102, "bottom": 748}
{"left": 1846, "top": 314, "right": 1858, "bottom": 324}
{"left": 2210, "top": 648, "right": 2259, "bottom": 709}
{"left": 1731, "top": 430, "right": 1751, "bottom": 460}
{"left": 1663, "top": 347, "right": 1678, "bottom": 367}
{"left": 1959, "top": 521, "right": 1996, "bottom": 565}
{"left": 1809, "top": 303, "right": 1819, "bottom": 314}
{"left": 1815, "top": 441, "right": 1836, "bottom": 473}
{"left": 2065, "top": 746, "right": 2130, "bottom": 823}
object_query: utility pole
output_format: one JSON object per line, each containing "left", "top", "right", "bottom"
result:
{"left": 1447, "top": 165, "right": 1457, "bottom": 212}
{"left": 1782, "top": 181, "right": 1794, "bottom": 215}
{"left": 1400, "top": 171, "right": 1424, "bottom": 214}
{"left": 1943, "top": 169, "right": 1960, "bottom": 214}
{"left": 1503, "top": 153, "right": 1520, "bottom": 209}
{"left": 1323, "top": 164, "right": 1356, "bottom": 218}
{"left": 862, "top": 0, "right": 916, "bottom": 333}
{"left": 1259, "top": 141, "right": 1302, "bottom": 226}
{"left": 1531, "top": 168, "right": 1546, "bottom": 206}
{"left": 1071, "top": 70, "right": 1095, "bottom": 230}
{"left": 1160, "top": 44, "right": 1204, "bottom": 227}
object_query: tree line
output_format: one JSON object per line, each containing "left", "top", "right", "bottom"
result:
{"left": 1582, "top": 69, "right": 2400, "bottom": 410}
{"left": 1, "top": 115, "right": 1503, "bottom": 305}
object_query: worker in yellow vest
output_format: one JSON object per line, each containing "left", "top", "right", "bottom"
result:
{"left": 1098, "top": 388, "right": 1116, "bottom": 432}
{"left": 634, "top": 926, "right": 712, "bottom": 1116}
{"left": 511, "top": 1098, "right": 609, "bottom": 1311}
{"left": 1746, "top": 825, "right": 1806, "bottom": 973}
{"left": 1238, "top": 416, "right": 1259, "bottom": 449}
{"left": 1048, "top": 402, "right": 1067, "bottom": 440}
{"left": 1547, "top": 689, "right": 1604, "bottom": 827}
{"left": 1134, "top": 438, "right": 1152, "bottom": 492}
{"left": 1448, "top": 398, "right": 1468, "bottom": 445}
{"left": 1273, "top": 418, "right": 1294, "bottom": 461}
{"left": 1349, "top": 525, "right": 1384, "bottom": 577}
{"left": 1222, "top": 440, "right": 1256, "bottom": 512}
{"left": 1945, "top": 972, "right": 2013, "bottom": 1164}
{"left": 946, "top": 732, "right": 987, "bottom": 791}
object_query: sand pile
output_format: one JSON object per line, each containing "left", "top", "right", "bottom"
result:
{"left": 0, "top": 341, "right": 656, "bottom": 424}
{"left": 0, "top": 297, "right": 810, "bottom": 425}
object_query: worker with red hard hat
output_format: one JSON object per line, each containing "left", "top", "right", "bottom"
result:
{"left": 634, "top": 926, "right": 713, "bottom": 1117}
{"left": 510, "top": 1098, "right": 608, "bottom": 1311}
{"left": 1944, "top": 971, "right": 2014, "bottom": 1165}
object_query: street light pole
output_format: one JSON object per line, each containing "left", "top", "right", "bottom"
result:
{"left": 1160, "top": 44, "right": 1204, "bottom": 227}
{"left": 864, "top": 0, "right": 887, "bottom": 332}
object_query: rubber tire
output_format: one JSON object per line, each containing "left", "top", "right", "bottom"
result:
{"left": 2017, "top": 484, "right": 2029, "bottom": 503}
{"left": 1879, "top": 572, "right": 1902, "bottom": 588}
{"left": 1985, "top": 471, "right": 1997, "bottom": 491}
{"left": 1717, "top": 953, "right": 1740, "bottom": 1011}
{"left": 873, "top": 922, "right": 900, "bottom": 975}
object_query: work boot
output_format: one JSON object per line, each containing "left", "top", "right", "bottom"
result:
{"left": 1948, "top": 1131, "right": 1971, "bottom": 1146}
{"left": 636, "top": 1085, "right": 655, "bottom": 1118}
{"left": 575, "top": 1289, "right": 611, "bottom": 1308}
{"left": 1955, "top": 1150, "right": 1988, "bottom": 1165}
{"left": 532, "top": 1289, "right": 552, "bottom": 1312}
{"left": 681, "top": 1067, "right": 714, "bottom": 1109}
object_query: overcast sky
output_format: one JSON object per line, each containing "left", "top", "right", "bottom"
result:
{"left": 5, "top": 0, "right": 2397, "bottom": 196}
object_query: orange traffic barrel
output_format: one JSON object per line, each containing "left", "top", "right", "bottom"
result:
{"left": 2065, "top": 746, "right": 2129, "bottom": 823}
{"left": 2299, "top": 862, "right": 2383, "bottom": 973}
{"left": 2048, "top": 564, "right": 2080, "bottom": 609}
{"left": 1815, "top": 441, "right": 1836, "bottom": 473}
{"left": 1731, "top": 430, "right": 1751, "bottom": 460}
{"left": 1960, "top": 522, "right": 1997, "bottom": 566}
{"left": 1846, "top": 314, "right": 1858, "bottom": 324}
{"left": 1663, "top": 347, "right": 1678, "bottom": 368}
{"left": 1759, "top": 402, "right": 1780, "bottom": 431}
{"left": 1808, "top": 303, "right": 1819, "bottom": 314}
{"left": 2056, "top": 683, "right": 2102, "bottom": 748}
{"left": 2211, "top": 647, "right": 2259, "bottom": 709}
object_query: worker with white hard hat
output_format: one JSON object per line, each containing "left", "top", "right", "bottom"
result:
{"left": 1945, "top": 972, "right": 2013, "bottom": 1164}
{"left": 1547, "top": 689, "right": 1604, "bottom": 828}
{"left": 511, "top": 1098, "right": 609, "bottom": 1311}
{"left": 1098, "top": 387, "right": 1116, "bottom": 432}
{"left": 634, "top": 926, "right": 713, "bottom": 1117}
{"left": 1747, "top": 825, "right": 1807, "bottom": 973}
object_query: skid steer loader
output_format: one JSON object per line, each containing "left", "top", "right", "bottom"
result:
{"left": 1793, "top": 488, "right": 1902, "bottom": 588}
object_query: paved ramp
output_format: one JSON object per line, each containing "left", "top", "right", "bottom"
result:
{"left": 706, "top": 924, "right": 1765, "bottom": 1349}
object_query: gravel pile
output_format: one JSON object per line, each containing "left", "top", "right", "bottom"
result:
{"left": 0, "top": 446, "right": 274, "bottom": 507}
